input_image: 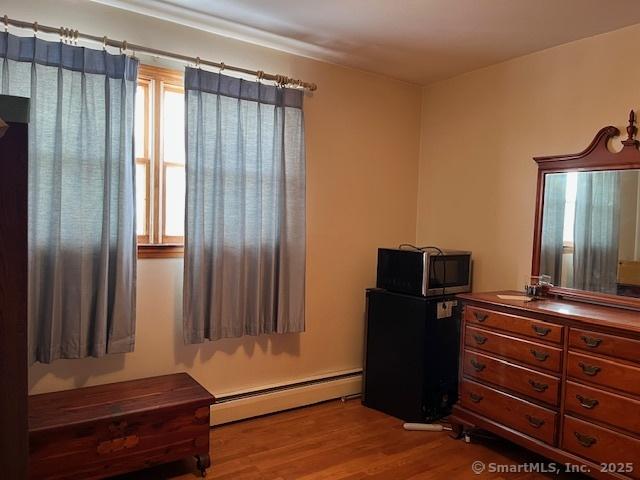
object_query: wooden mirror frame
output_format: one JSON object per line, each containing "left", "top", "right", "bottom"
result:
{"left": 531, "top": 110, "right": 640, "bottom": 311}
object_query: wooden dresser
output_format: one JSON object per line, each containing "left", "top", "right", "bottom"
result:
{"left": 452, "top": 291, "right": 640, "bottom": 480}
{"left": 29, "top": 373, "right": 215, "bottom": 479}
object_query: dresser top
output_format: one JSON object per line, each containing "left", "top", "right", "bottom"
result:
{"left": 458, "top": 291, "right": 640, "bottom": 335}
{"left": 29, "top": 373, "right": 215, "bottom": 432}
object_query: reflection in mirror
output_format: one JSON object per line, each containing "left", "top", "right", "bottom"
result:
{"left": 540, "top": 170, "right": 640, "bottom": 298}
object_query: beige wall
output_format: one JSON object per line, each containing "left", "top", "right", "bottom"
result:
{"left": 14, "top": 0, "right": 422, "bottom": 398}
{"left": 417, "top": 23, "right": 640, "bottom": 293}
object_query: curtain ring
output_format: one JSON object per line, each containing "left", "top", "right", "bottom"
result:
{"left": 195, "top": 56, "right": 200, "bottom": 68}
{"left": 102, "top": 36, "right": 108, "bottom": 51}
{"left": 4, "top": 15, "right": 8, "bottom": 33}
{"left": 219, "top": 61, "right": 225, "bottom": 73}
{"left": 32, "top": 21, "right": 38, "bottom": 37}
{"left": 120, "top": 40, "right": 127, "bottom": 55}
{"left": 74, "top": 29, "right": 79, "bottom": 46}
{"left": 275, "top": 74, "right": 287, "bottom": 87}
{"left": 256, "top": 70, "right": 264, "bottom": 82}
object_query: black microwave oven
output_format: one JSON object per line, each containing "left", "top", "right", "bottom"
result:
{"left": 376, "top": 247, "right": 472, "bottom": 296}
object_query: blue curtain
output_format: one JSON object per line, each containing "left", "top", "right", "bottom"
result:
{"left": 573, "top": 171, "right": 621, "bottom": 294}
{"left": 183, "top": 68, "right": 306, "bottom": 343}
{"left": 540, "top": 173, "right": 567, "bottom": 286}
{"left": 0, "top": 33, "right": 138, "bottom": 363}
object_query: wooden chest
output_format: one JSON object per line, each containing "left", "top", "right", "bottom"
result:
{"left": 29, "top": 373, "right": 215, "bottom": 480}
{"left": 452, "top": 291, "right": 640, "bottom": 480}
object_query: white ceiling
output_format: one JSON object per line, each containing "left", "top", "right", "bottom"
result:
{"left": 94, "top": 0, "right": 640, "bottom": 85}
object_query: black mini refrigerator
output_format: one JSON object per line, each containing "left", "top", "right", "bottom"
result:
{"left": 362, "top": 288, "right": 461, "bottom": 422}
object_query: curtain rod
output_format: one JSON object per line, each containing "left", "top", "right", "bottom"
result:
{"left": 2, "top": 14, "right": 318, "bottom": 91}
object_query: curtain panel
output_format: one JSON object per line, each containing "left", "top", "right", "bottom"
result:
{"left": 183, "top": 68, "right": 306, "bottom": 343}
{"left": 573, "top": 171, "right": 621, "bottom": 294}
{"left": 540, "top": 173, "right": 567, "bottom": 286}
{"left": 0, "top": 33, "right": 138, "bottom": 363}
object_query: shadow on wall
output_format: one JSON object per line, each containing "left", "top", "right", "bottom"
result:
{"left": 29, "top": 353, "right": 128, "bottom": 391}
{"left": 173, "top": 319, "right": 302, "bottom": 369}
{"left": 29, "top": 327, "right": 302, "bottom": 393}
{"left": 174, "top": 333, "right": 302, "bottom": 369}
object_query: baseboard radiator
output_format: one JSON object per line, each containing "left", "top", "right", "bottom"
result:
{"left": 210, "top": 369, "right": 363, "bottom": 425}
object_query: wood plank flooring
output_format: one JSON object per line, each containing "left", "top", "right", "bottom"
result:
{"left": 115, "top": 399, "right": 586, "bottom": 479}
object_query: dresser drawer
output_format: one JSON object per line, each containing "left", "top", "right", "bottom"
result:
{"left": 462, "top": 350, "right": 560, "bottom": 406}
{"left": 567, "top": 351, "right": 640, "bottom": 397}
{"left": 565, "top": 381, "right": 640, "bottom": 434}
{"left": 562, "top": 416, "right": 640, "bottom": 479}
{"left": 465, "top": 326, "right": 563, "bottom": 373}
{"left": 460, "top": 379, "right": 557, "bottom": 445}
{"left": 465, "top": 306, "right": 564, "bottom": 344}
{"left": 570, "top": 328, "right": 640, "bottom": 365}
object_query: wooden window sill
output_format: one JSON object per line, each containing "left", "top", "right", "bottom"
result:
{"left": 138, "top": 244, "right": 184, "bottom": 259}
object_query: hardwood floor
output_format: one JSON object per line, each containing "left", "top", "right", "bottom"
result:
{"left": 116, "top": 399, "right": 586, "bottom": 480}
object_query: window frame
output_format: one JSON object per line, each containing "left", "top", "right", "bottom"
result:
{"left": 136, "top": 78, "right": 152, "bottom": 245}
{"left": 136, "top": 65, "right": 185, "bottom": 259}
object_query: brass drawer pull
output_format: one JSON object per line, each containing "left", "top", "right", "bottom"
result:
{"left": 473, "top": 311, "right": 488, "bottom": 322}
{"left": 468, "top": 392, "right": 483, "bottom": 403}
{"left": 525, "top": 415, "right": 545, "bottom": 429}
{"left": 574, "top": 431, "right": 597, "bottom": 448}
{"left": 579, "top": 362, "right": 601, "bottom": 376}
{"left": 581, "top": 335, "right": 602, "bottom": 348}
{"left": 470, "top": 359, "right": 486, "bottom": 372}
{"left": 530, "top": 349, "right": 550, "bottom": 362}
{"left": 528, "top": 379, "right": 549, "bottom": 392}
{"left": 532, "top": 325, "right": 551, "bottom": 337}
{"left": 576, "top": 394, "right": 599, "bottom": 409}
{"left": 472, "top": 334, "right": 487, "bottom": 345}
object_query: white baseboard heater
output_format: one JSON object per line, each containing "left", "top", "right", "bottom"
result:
{"left": 210, "top": 369, "right": 363, "bottom": 425}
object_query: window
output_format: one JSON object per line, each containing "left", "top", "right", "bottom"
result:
{"left": 135, "top": 65, "right": 185, "bottom": 258}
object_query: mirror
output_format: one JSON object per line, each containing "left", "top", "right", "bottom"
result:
{"left": 539, "top": 169, "right": 640, "bottom": 298}
{"left": 532, "top": 110, "right": 640, "bottom": 309}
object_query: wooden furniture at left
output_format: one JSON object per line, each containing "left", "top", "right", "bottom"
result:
{"left": 0, "top": 95, "right": 30, "bottom": 480}
{"left": 29, "top": 373, "right": 215, "bottom": 480}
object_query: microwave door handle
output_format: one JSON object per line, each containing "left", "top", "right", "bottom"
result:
{"left": 422, "top": 251, "right": 428, "bottom": 296}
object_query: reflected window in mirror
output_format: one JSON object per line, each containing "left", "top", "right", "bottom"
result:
{"left": 540, "top": 169, "right": 640, "bottom": 298}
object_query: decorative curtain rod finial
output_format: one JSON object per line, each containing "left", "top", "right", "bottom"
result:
{"left": 623, "top": 109, "right": 638, "bottom": 147}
